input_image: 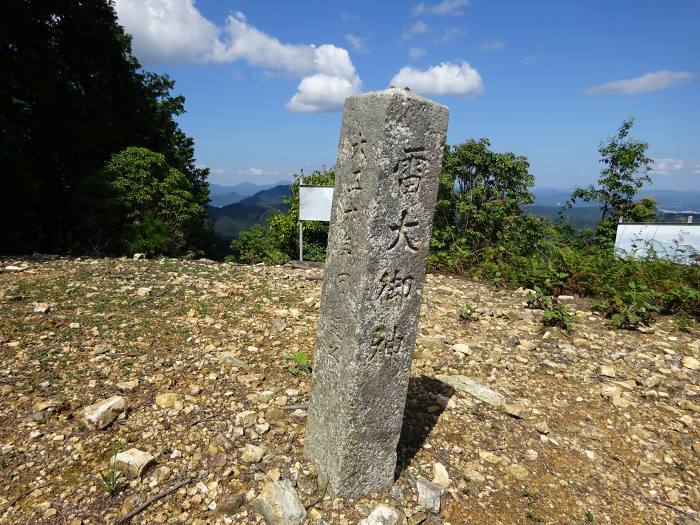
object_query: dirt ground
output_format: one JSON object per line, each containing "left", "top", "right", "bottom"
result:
{"left": 0, "top": 257, "right": 698, "bottom": 525}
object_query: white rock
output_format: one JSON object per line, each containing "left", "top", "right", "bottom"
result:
{"left": 453, "top": 343, "right": 471, "bottom": 356}
{"left": 155, "top": 392, "right": 182, "bottom": 410}
{"left": 359, "top": 503, "right": 407, "bottom": 525}
{"left": 432, "top": 462, "right": 450, "bottom": 488}
{"left": 112, "top": 448, "right": 155, "bottom": 477}
{"left": 33, "top": 303, "right": 51, "bottom": 314}
{"left": 436, "top": 375, "right": 505, "bottom": 407}
{"left": 599, "top": 365, "right": 616, "bottom": 378}
{"left": 133, "top": 253, "right": 146, "bottom": 260}
{"left": 251, "top": 480, "right": 307, "bottom": 525}
{"left": 117, "top": 380, "right": 139, "bottom": 392}
{"left": 83, "top": 396, "right": 126, "bottom": 430}
{"left": 416, "top": 476, "right": 444, "bottom": 513}
{"left": 235, "top": 410, "right": 257, "bottom": 427}
{"left": 241, "top": 444, "right": 264, "bottom": 463}
{"left": 682, "top": 356, "right": 700, "bottom": 370}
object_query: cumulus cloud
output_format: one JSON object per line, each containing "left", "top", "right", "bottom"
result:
{"left": 114, "top": 1, "right": 361, "bottom": 111}
{"left": 408, "top": 47, "right": 426, "bottom": 60}
{"left": 480, "top": 39, "right": 506, "bottom": 51}
{"left": 390, "top": 61, "right": 483, "bottom": 97}
{"left": 114, "top": 0, "right": 220, "bottom": 63}
{"left": 584, "top": 70, "right": 695, "bottom": 95}
{"left": 652, "top": 158, "right": 685, "bottom": 175}
{"left": 286, "top": 74, "right": 361, "bottom": 112}
{"left": 412, "top": 0, "right": 470, "bottom": 16}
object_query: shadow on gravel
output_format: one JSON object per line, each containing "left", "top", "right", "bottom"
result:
{"left": 395, "top": 375, "right": 455, "bottom": 479}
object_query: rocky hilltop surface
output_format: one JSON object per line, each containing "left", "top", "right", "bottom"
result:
{"left": 0, "top": 257, "right": 698, "bottom": 525}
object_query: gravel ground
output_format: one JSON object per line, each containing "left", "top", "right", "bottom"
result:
{"left": 0, "top": 257, "right": 698, "bottom": 525}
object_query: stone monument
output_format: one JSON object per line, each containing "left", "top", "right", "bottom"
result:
{"left": 305, "top": 88, "right": 449, "bottom": 497}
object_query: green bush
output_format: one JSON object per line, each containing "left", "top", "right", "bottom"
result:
{"left": 230, "top": 225, "right": 288, "bottom": 265}
{"left": 543, "top": 303, "right": 577, "bottom": 331}
{"left": 596, "top": 281, "right": 659, "bottom": 329}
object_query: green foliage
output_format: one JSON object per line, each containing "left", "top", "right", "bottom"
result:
{"left": 543, "top": 303, "right": 576, "bottom": 331}
{"left": 565, "top": 118, "right": 654, "bottom": 246}
{"left": 596, "top": 281, "right": 659, "bottom": 329}
{"left": 284, "top": 351, "right": 313, "bottom": 375}
{"left": 431, "top": 139, "right": 542, "bottom": 270}
{"left": 0, "top": 1, "right": 210, "bottom": 255}
{"left": 429, "top": 121, "right": 697, "bottom": 329}
{"left": 83, "top": 147, "right": 207, "bottom": 256}
{"left": 230, "top": 224, "right": 288, "bottom": 265}
{"left": 524, "top": 287, "right": 552, "bottom": 310}
{"left": 99, "top": 468, "right": 123, "bottom": 497}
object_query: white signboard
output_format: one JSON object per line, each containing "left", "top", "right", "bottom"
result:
{"left": 615, "top": 223, "right": 699, "bottom": 265}
{"left": 299, "top": 185, "right": 334, "bottom": 222}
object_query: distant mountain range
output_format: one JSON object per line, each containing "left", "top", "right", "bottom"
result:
{"left": 208, "top": 184, "right": 292, "bottom": 242}
{"left": 209, "top": 181, "right": 292, "bottom": 208}
{"left": 532, "top": 187, "right": 700, "bottom": 212}
{"left": 207, "top": 182, "right": 699, "bottom": 242}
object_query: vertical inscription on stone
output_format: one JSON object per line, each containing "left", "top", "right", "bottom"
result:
{"left": 305, "top": 88, "right": 449, "bottom": 498}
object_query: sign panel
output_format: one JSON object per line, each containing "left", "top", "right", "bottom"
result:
{"left": 615, "top": 223, "right": 699, "bottom": 265}
{"left": 299, "top": 185, "right": 334, "bottom": 222}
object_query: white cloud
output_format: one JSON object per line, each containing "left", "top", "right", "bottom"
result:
{"left": 412, "top": 0, "right": 470, "bottom": 16}
{"left": 694, "top": 163, "right": 700, "bottom": 175}
{"left": 286, "top": 74, "right": 360, "bottom": 112}
{"left": 345, "top": 34, "right": 365, "bottom": 52}
{"left": 584, "top": 70, "right": 695, "bottom": 95}
{"left": 480, "top": 39, "right": 506, "bottom": 51}
{"left": 114, "top": 2, "right": 361, "bottom": 111}
{"left": 408, "top": 47, "right": 426, "bottom": 60}
{"left": 402, "top": 21, "right": 429, "bottom": 40}
{"left": 652, "top": 158, "right": 685, "bottom": 175}
{"left": 114, "top": 0, "right": 220, "bottom": 64}
{"left": 390, "top": 61, "right": 483, "bottom": 97}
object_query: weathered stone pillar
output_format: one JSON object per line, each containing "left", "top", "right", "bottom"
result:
{"left": 305, "top": 88, "right": 449, "bottom": 497}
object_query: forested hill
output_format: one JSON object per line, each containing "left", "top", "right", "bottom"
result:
{"left": 208, "top": 184, "right": 292, "bottom": 241}
{"left": 1, "top": 2, "right": 210, "bottom": 256}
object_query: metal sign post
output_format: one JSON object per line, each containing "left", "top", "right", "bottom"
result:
{"left": 298, "top": 184, "right": 335, "bottom": 262}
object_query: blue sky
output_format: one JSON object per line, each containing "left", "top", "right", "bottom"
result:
{"left": 115, "top": 0, "right": 700, "bottom": 190}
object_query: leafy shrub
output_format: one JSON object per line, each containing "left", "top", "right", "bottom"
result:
{"left": 230, "top": 225, "right": 289, "bottom": 265}
{"left": 524, "top": 286, "right": 552, "bottom": 310}
{"left": 660, "top": 284, "right": 700, "bottom": 315}
{"left": 597, "top": 281, "right": 658, "bottom": 329}
{"left": 543, "top": 303, "right": 577, "bottom": 331}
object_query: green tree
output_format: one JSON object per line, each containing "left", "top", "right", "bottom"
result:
{"left": 431, "top": 139, "right": 543, "bottom": 269}
{"left": 565, "top": 118, "right": 654, "bottom": 244}
{"left": 0, "top": 0, "right": 209, "bottom": 254}
{"left": 98, "top": 147, "right": 206, "bottom": 255}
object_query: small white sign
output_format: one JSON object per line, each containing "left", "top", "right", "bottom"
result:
{"left": 615, "top": 223, "right": 699, "bottom": 265}
{"left": 299, "top": 185, "right": 334, "bottom": 222}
